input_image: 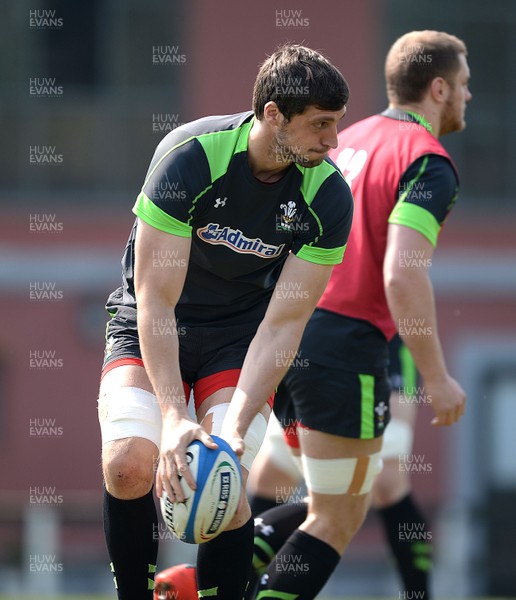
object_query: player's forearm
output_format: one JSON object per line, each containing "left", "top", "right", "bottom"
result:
{"left": 385, "top": 269, "right": 448, "bottom": 384}
{"left": 137, "top": 301, "right": 189, "bottom": 420}
{"left": 226, "top": 321, "right": 305, "bottom": 436}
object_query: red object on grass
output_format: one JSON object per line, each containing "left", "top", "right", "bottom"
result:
{"left": 154, "top": 564, "right": 197, "bottom": 600}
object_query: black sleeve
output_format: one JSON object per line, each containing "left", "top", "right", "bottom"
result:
{"left": 398, "top": 154, "right": 459, "bottom": 225}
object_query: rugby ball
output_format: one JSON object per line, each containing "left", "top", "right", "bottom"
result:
{"left": 160, "top": 435, "right": 242, "bottom": 544}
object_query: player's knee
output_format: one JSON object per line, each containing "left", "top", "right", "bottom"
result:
{"left": 307, "top": 495, "right": 368, "bottom": 549}
{"left": 301, "top": 451, "right": 382, "bottom": 547}
{"left": 103, "top": 439, "right": 156, "bottom": 499}
{"left": 220, "top": 480, "right": 252, "bottom": 532}
{"left": 341, "top": 496, "right": 369, "bottom": 534}
{"left": 314, "top": 492, "right": 368, "bottom": 529}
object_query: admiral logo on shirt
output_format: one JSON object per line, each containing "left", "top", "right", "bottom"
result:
{"left": 197, "top": 223, "right": 285, "bottom": 258}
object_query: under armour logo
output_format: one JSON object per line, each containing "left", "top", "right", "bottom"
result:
{"left": 214, "top": 197, "right": 227, "bottom": 208}
{"left": 254, "top": 517, "right": 274, "bottom": 537}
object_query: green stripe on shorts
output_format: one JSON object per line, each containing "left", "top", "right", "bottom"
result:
{"left": 359, "top": 373, "right": 375, "bottom": 439}
{"left": 399, "top": 343, "right": 417, "bottom": 394}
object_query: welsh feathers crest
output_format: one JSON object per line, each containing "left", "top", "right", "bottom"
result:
{"left": 279, "top": 201, "right": 297, "bottom": 231}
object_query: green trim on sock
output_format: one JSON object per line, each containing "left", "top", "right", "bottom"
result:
{"left": 255, "top": 536, "right": 277, "bottom": 560}
{"left": 412, "top": 541, "right": 432, "bottom": 572}
{"left": 256, "top": 590, "right": 299, "bottom": 599}
{"left": 412, "top": 542, "right": 432, "bottom": 554}
{"left": 414, "top": 556, "right": 432, "bottom": 572}
{"left": 198, "top": 587, "right": 218, "bottom": 597}
{"left": 253, "top": 554, "right": 268, "bottom": 574}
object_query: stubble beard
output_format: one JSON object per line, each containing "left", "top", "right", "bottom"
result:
{"left": 270, "top": 126, "right": 323, "bottom": 168}
{"left": 440, "top": 95, "right": 465, "bottom": 136}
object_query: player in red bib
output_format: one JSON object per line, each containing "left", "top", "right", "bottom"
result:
{"left": 248, "top": 30, "right": 470, "bottom": 600}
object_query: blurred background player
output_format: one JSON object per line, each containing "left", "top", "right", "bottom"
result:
{"left": 372, "top": 336, "right": 433, "bottom": 595}
{"left": 246, "top": 335, "right": 432, "bottom": 598}
{"left": 248, "top": 30, "right": 470, "bottom": 600}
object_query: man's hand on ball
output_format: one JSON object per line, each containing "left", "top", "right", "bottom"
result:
{"left": 157, "top": 416, "right": 217, "bottom": 502}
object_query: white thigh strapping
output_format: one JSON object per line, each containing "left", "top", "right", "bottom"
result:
{"left": 380, "top": 417, "right": 414, "bottom": 459}
{"left": 260, "top": 412, "right": 303, "bottom": 480}
{"left": 205, "top": 403, "right": 268, "bottom": 472}
{"left": 302, "top": 452, "right": 383, "bottom": 495}
{"left": 98, "top": 386, "right": 162, "bottom": 447}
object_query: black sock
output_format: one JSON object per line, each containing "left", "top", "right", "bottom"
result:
{"left": 249, "top": 494, "right": 281, "bottom": 517}
{"left": 258, "top": 530, "right": 340, "bottom": 600}
{"left": 245, "top": 502, "right": 308, "bottom": 599}
{"left": 378, "top": 494, "right": 432, "bottom": 599}
{"left": 103, "top": 487, "right": 158, "bottom": 600}
{"left": 197, "top": 517, "right": 254, "bottom": 599}
{"left": 253, "top": 503, "right": 308, "bottom": 575}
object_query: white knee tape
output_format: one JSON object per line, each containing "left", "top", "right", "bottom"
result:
{"left": 381, "top": 417, "right": 414, "bottom": 459}
{"left": 290, "top": 454, "right": 304, "bottom": 478}
{"left": 260, "top": 413, "right": 304, "bottom": 480}
{"left": 97, "top": 386, "right": 162, "bottom": 447}
{"left": 302, "top": 452, "right": 383, "bottom": 495}
{"left": 205, "top": 403, "right": 268, "bottom": 472}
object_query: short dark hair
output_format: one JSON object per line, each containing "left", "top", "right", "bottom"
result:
{"left": 385, "top": 30, "right": 467, "bottom": 104}
{"left": 253, "top": 44, "right": 349, "bottom": 121}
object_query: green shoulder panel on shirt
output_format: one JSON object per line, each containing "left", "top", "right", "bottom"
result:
{"left": 388, "top": 155, "right": 441, "bottom": 247}
{"left": 133, "top": 192, "right": 192, "bottom": 237}
{"left": 197, "top": 120, "right": 253, "bottom": 183}
{"left": 388, "top": 202, "right": 440, "bottom": 247}
{"left": 296, "top": 243, "right": 347, "bottom": 265}
{"left": 297, "top": 161, "right": 348, "bottom": 242}
{"left": 297, "top": 160, "right": 345, "bottom": 207}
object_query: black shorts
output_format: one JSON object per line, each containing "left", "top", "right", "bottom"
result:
{"left": 275, "top": 361, "right": 391, "bottom": 440}
{"left": 388, "top": 333, "right": 418, "bottom": 393}
{"left": 102, "top": 308, "right": 263, "bottom": 409}
{"left": 274, "top": 309, "right": 392, "bottom": 440}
